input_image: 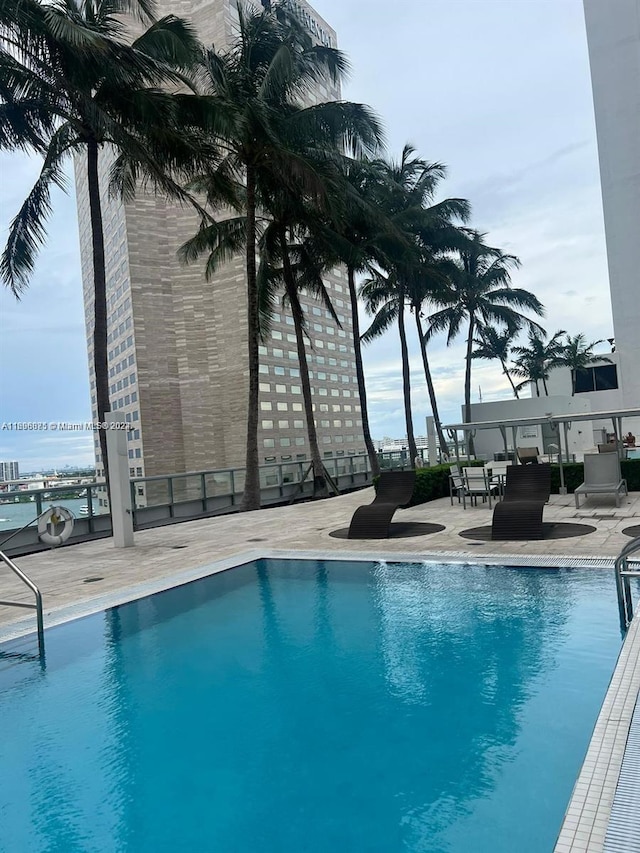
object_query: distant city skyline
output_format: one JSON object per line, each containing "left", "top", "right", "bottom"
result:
{"left": 0, "top": 0, "right": 612, "bottom": 469}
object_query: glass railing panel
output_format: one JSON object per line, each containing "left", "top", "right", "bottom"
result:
{"left": 204, "top": 472, "right": 233, "bottom": 497}
{"left": 171, "top": 475, "right": 204, "bottom": 503}
{"left": 140, "top": 480, "right": 171, "bottom": 508}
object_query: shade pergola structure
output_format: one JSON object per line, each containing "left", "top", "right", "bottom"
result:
{"left": 442, "top": 408, "right": 640, "bottom": 494}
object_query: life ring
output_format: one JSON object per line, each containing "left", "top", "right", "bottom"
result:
{"left": 38, "top": 506, "right": 75, "bottom": 546}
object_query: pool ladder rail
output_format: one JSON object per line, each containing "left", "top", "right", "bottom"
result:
{"left": 615, "top": 536, "right": 640, "bottom": 630}
{"left": 0, "top": 549, "right": 44, "bottom": 657}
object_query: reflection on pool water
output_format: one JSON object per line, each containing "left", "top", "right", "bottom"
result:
{"left": 0, "top": 559, "right": 629, "bottom": 853}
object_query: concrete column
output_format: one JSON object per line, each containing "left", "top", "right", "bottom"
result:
{"left": 105, "top": 412, "right": 134, "bottom": 548}
{"left": 426, "top": 417, "right": 437, "bottom": 467}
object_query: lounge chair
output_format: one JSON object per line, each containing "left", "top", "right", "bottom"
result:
{"left": 517, "top": 446, "right": 540, "bottom": 465}
{"left": 348, "top": 470, "right": 416, "bottom": 539}
{"left": 574, "top": 454, "right": 627, "bottom": 509}
{"left": 491, "top": 463, "right": 551, "bottom": 540}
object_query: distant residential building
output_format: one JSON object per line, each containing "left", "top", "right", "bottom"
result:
{"left": 0, "top": 461, "right": 19, "bottom": 482}
{"left": 74, "top": 0, "right": 365, "bottom": 500}
{"left": 378, "top": 437, "right": 431, "bottom": 452}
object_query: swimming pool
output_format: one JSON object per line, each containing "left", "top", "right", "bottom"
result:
{"left": 0, "top": 558, "right": 627, "bottom": 852}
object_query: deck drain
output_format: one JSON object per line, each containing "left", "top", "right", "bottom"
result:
{"left": 171, "top": 545, "right": 189, "bottom": 549}
{"left": 83, "top": 577, "right": 104, "bottom": 584}
{"left": 247, "top": 538, "right": 265, "bottom": 542}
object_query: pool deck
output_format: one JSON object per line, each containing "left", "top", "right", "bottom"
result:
{"left": 1, "top": 487, "right": 640, "bottom": 853}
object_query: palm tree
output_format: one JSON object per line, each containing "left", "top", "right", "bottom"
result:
{"left": 257, "top": 222, "right": 340, "bottom": 498}
{"left": 360, "top": 146, "right": 469, "bottom": 464}
{"left": 177, "top": 4, "right": 381, "bottom": 510}
{"left": 427, "top": 231, "right": 544, "bottom": 443}
{"left": 0, "top": 0, "right": 201, "bottom": 492}
{"left": 471, "top": 325, "right": 521, "bottom": 398}
{"left": 511, "top": 329, "right": 565, "bottom": 396}
{"left": 559, "top": 333, "right": 612, "bottom": 395}
{"left": 312, "top": 157, "right": 389, "bottom": 476}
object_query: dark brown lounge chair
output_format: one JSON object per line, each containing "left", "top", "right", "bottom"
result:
{"left": 348, "top": 470, "right": 416, "bottom": 539}
{"left": 491, "top": 463, "right": 551, "bottom": 540}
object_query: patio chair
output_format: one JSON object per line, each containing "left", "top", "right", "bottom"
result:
{"left": 449, "top": 464, "right": 467, "bottom": 509}
{"left": 517, "top": 447, "right": 540, "bottom": 465}
{"left": 348, "top": 470, "right": 416, "bottom": 539}
{"left": 491, "top": 463, "right": 551, "bottom": 540}
{"left": 461, "top": 467, "right": 500, "bottom": 508}
{"left": 574, "top": 454, "right": 627, "bottom": 509}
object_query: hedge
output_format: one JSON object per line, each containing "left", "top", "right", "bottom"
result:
{"left": 374, "top": 459, "right": 640, "bottom": 506}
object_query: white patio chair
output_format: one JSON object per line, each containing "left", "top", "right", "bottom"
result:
{"left": 462, "top": 467, "right": 500, "bottom": 508}
{"left": 449, "top": 465, "right": 467, "bottom": 509}
{"left": 574, "top": 453, "right": 628, "bottom": 508}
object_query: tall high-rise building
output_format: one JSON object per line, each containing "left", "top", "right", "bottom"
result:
{"left": 74, "top": 0, "right": 365, "bottom": 497}
{"left": 0, "top": 461, "right": 19, "bottom": 482}
{"left": 583, "top": 0, "right": 640, "bottom": 419}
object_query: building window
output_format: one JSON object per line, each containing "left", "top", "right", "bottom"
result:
{"left": 259, "top": 382, "right": 270, "bottom": 393}
{"left": 278, "top": 420, "right": 289, "bottom": 429}
{"left": 261, "top": 420, "right": 274, "bottom": 429}
{"left": 277, "top": 402, "right": 288, "bottom": 412}
{"left": 260, "top": 402, "right": 273, "bottom": 411}
{"left": 573, "top": 364, "right": 619, "bottom": 393}
{"left": 292, "top": 403, "right": 303, "bottom": 412}
{"left": 263, "top": 438, "right": 275, "bottom": 448}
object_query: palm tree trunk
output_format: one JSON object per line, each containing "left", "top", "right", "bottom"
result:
{"left": 279, "top": 230, "right": 328, "bottom": 497}
{"left": 397, "top": 292, "right": 418, "bottom": 463}
{"left": 86, "top": 137, "right": 110, "bottom": 501}
{"left": 535, "top": 380, "right": 540, "bottom": 397}
{"left": 348, "top": 266, "right": 380, "bottom": 476}
{"left": 240, "top": 164, "right": 261, "bottom": 511}
{"left": 414, "top": 309, "right": 449, "bottom": 459}
{"left": 500, "top": 358, "right": 520, "bottom": 399}
{"left": 464, "top": 316, "right": 475, "bottom": 457}
{"left": 542, "top": 376, "right": 549, "bottom": 396}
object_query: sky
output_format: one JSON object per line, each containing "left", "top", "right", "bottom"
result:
{"left": 0, "top": 0, "right": 612, "bottom": 470}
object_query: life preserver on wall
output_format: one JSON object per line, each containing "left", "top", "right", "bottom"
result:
{"left": 38, "top": 506, "right": 75, "bottom": 546}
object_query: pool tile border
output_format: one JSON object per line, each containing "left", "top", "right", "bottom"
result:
{"left": 553, "top": 614, "right": 640, "bottom": 853}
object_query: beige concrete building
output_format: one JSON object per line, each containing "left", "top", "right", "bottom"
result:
{"left": 75, "top": 0, "right": 365, "bottom": 501}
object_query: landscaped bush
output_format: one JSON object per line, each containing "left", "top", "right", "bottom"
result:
{"left": 549, "top": 462, "right": 584, "bottom": 494}
{"left": 374, "top": 459, "right": 640, "bottom": 504}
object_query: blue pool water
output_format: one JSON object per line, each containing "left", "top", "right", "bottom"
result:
{"left": 0, "top": 559, "right": 628, "bottom": 852}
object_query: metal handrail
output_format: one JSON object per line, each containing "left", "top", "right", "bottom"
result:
{"left": 614, "top": 536, "right": 640, "bottom": 630}
{"left": 0, "top": 548, "right": 44, "bottom": 656}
